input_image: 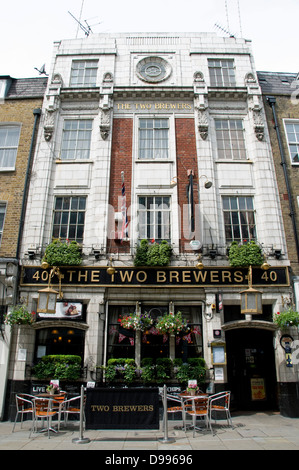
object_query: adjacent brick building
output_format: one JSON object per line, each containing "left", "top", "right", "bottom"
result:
{"left": 0, "top": 75, "right": 47, "bottom": 418}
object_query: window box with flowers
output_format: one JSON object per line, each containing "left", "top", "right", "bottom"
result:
{"left": 119, "top": 312, "right": 153, "bottom": 331}
{"left": 274, "top": 308, "right": 299, "bottom": 330}
{"left": 4, "top": 304, "right": 35, "bottom": 327}
{"left": 155, "top": 311, "right": 189, "bottom": 335}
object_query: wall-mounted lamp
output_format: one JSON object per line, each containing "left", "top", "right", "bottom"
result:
{"left": 272, "top": 248, "right": 282, "bottom": 259}
{"left": 198, "top": 175, "right": 213, "bottom": 189}
{"left": 170, "top": 176, "right": 179, "bottom": 188}
{"left": 93, "top": 249, "right": 101, "bottom": 260}
{"left": 27, "top": 249, "right": 36, "bottom": 259}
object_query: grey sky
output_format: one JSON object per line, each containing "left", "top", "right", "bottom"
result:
{"left": 1, "top": 0, "right": 297, "bottom": 78}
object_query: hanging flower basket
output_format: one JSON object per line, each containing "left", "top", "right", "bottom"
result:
{"left": 274, "top": 308, "right": 299, "bottom": 329}
{"left": 155, "top": 312, "right": 189, "bottom": 335}
{"left": 119, "top": 312, "right": 153, "bottom": 331}
{"left": 4, "top": 305, "right": 35, "bottom": 327}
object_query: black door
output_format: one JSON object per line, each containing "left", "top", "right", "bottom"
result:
{"left": 226, "top": 328, "right": 278, "bottom": 411}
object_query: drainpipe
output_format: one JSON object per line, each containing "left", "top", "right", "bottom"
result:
{"left": 16, "top": 108, "right": 41, "bottom": 260}
{"left": 266, "top": 96, "right": 299, "bottom": 261}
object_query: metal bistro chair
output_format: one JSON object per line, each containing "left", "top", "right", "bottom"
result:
{"left": 161, "top": 394, "right": 188, "bottom": 431}
{"left": 12, "top": 394, "right": 35, "bottom": 432}
{"left": 29, "top": 398, "right": 59, "bottom": 439}
{"left": 51, "top": 392, "right": 67, "bottom": 412}
{"left": 209, "top": 391, "right": 233, "bottom": 429}
{"left": 185, "top": 396, "right": 212, "bottom": 437}
{"left": 58, "top": 395, "right": 85, "bottom": 430}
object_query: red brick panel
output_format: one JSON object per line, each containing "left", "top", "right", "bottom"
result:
{"left": 175, "top": 118, "right": 199, "bottom": 251}
{"left": 108, "top": 118, "right": 133, "bottom": 252}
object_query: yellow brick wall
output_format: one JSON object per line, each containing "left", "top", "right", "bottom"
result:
{"left": 0, "top": 99, "right": 43, "bottom": 258}
{"left": 263, "top": 95, "right": 299, "bottom": 276}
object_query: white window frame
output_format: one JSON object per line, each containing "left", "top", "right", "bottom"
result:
{"left": 60, "top": 119, "right": 93, "bottom": 160}
{"left": 222, "top": 195, "right": 256, "bottom": 243}
{"left": 137, "top": 195, "right": 171, "bottom": 243}
{"left": 137, "top": 117, "right": 170, "bottom": 160}
{"left": 208, "top": 59, "right": 236, "bottom": 87}
{"left": 215, "top": 118, "right": 246, "bottom": 160}
{"left": 0, "top": 125, "right": 21, "bottom": 171}
{"left": 283, "top": 119, "right": 299, "bottom": 165}
{"left": 0, "top": 203, "right": 7, "bottom": 245}
{"left": 70, "top": 60, "right": 98, "bottom": 87}
{"left": 52, "top": 195, "right": 87, "bottom": 243}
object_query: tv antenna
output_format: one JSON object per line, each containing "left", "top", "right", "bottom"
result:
{"left": 214, "top": 22, "right": 235, "bottom": 38}
{"left": 68, "top": 11, "right": 93, "bottom": 37}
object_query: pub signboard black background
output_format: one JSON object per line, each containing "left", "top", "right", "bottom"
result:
{"left": 85, "top": 388, "right": 160, "bottom": 430}
{"left": 21, "top": 266, "right": 289, "bottom": 288}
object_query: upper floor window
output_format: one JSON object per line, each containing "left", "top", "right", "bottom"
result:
{"left": 284, "top": 120, "right": 299, "bottom": 164}
{"left": 0, "top": 204, "right": 7, "bottom": 244}
{"left": 138, "top": 196, "right": 171, "bottom": 242}
{"left": 52, "top": 196, "right": 86, "bottom": 243}
{"left": 222, "top": 196, "right": 256, "bottom": 243}
{"left": 139, "top": 118, "right": 169, "bottom": 159}
{"left": 208, "top": 59, "right": 236, "bottom": 87}
{"left": 0, "top": 125, "right": 21, "bottom": 170}
{"left": 70, "top": 60, "right": 98, "bottom": 87}
{"left": 215, "top": 119, "right": 246, "bottom": 160}
{"left": 60, "top": 120, "right": 92, "bottom": 160}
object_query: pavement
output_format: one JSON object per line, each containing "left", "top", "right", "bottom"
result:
{"left": 1, "top": 411, "right": 299, "bottom": 452}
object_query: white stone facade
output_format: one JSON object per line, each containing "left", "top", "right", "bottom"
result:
{"left": 13, "top": 33, "right": 297, "bottom": 411}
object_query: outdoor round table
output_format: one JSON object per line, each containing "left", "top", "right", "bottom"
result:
{"left": 178, "top": 392, "right": 209, "bottom": 431}
{"left": 33, "top": 393, "right": 66, "bottom": 433}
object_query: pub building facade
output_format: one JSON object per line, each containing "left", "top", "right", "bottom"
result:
{"left": 6, "top": 32, "right": 298, "bottom": 418}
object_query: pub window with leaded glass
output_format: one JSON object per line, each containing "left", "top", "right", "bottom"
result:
{"left": 52, "top": 196, "right": 86, "bottom": 243}
{"left": 174, "top": 306, "right": 203, "bottom": 361}
{"left": 107, "top": 306, "right": 136, "bottom": 359}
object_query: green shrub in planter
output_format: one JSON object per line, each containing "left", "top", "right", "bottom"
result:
{"left": 228, "top": 241, "right": 264, "bottom": 267}
{"left": 33, "top": 355, "right": 81, "bottom": 380}
{"left": 105, "top": 358, "right": 137, "bottom": 383}
{"left": 174, "top": 358, "right": 206, "bottom": 386}
{"left": 42, "top": 239, "right": 82, "bottom": 266}
{"left": 134, "top": 239, "right": 149, "bottom": 266}
{"left": 134, "top": 240, "right": 172, "bottom": 266}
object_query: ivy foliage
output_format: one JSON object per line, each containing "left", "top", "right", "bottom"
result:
{"left": 228, "top": 241, "right": 264, "bottom": 267}
{"left": 134, "top": 240, "right": 172, "bottom": 266}
{"left": 42, "top": 239, "right": 82, "bottom": 266}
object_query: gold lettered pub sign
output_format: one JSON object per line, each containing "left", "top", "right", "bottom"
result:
{"left": 21, "top": 266, "right": 289, "bottom": 288}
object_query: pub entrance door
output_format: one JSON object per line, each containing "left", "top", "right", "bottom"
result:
{"left": 226, "top": 328, "right": 278, "bottom": 411}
